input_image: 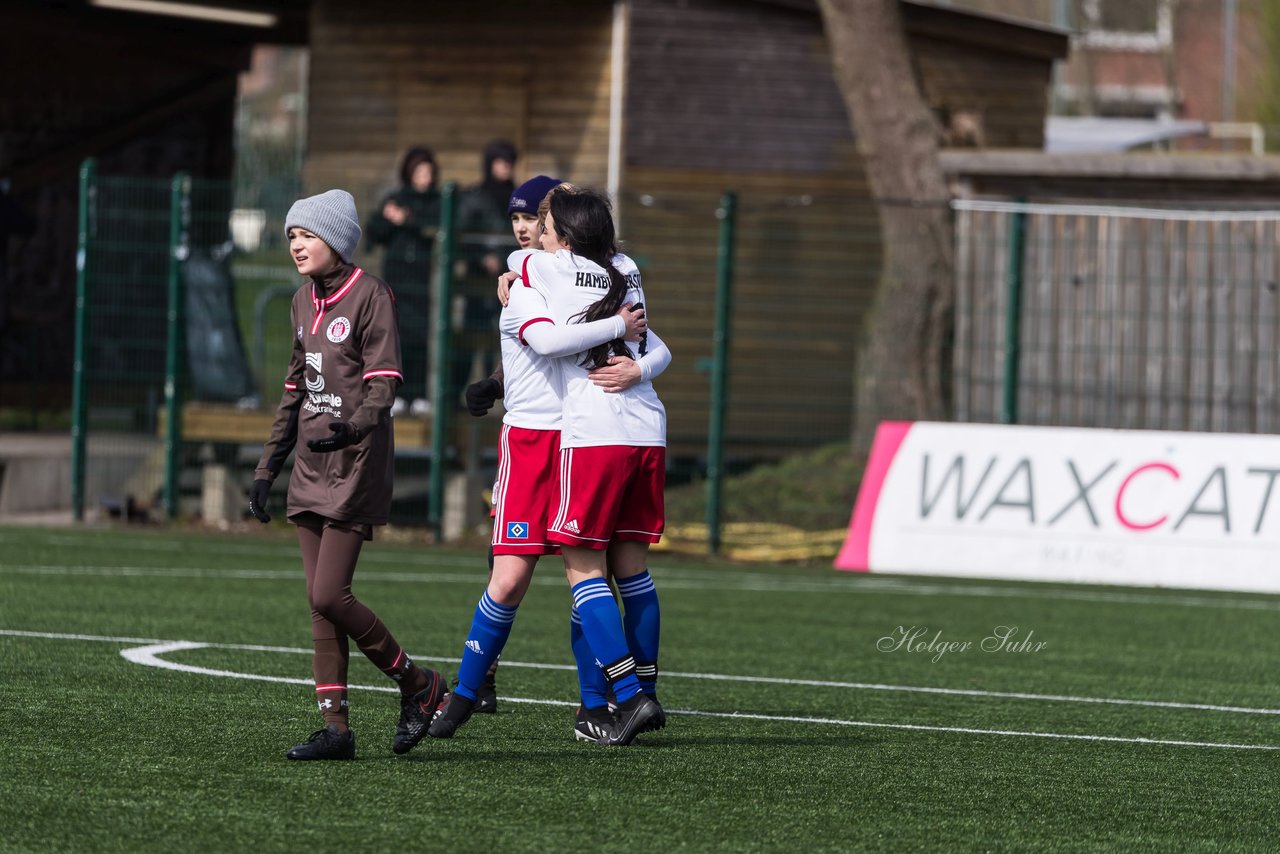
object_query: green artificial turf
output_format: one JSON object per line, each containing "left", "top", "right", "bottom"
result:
{"left": 2, "top": 525, "right": 1279, "bottom": 851}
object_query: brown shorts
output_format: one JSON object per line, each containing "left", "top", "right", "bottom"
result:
{"left": 289, "top": 511, "right": 375, "bottom": 541}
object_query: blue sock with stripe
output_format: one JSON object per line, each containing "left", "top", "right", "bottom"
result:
{"left": 571, "top": 577, "right": 641, "bottom": 703}
{"left": 454, "top": 590, "right": 517, "bottom": 701}
{"left": 570, "top": 605, "right": 611, "bottom": 709}
{"left": 617, "top": 570, "right": 660, "bottom": 696}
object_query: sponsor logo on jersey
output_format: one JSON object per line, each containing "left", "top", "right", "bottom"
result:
{"left": 506, "top": 521, "right": 529, "bottom": 539}
{"left": 304, "top": 391, "right": 343, "bottom": 417}
{"left": 305, "top": 352, "right": 325, "bottom": 392}
{"left": 327, "top": 316, "right": 352, "bottom": 343}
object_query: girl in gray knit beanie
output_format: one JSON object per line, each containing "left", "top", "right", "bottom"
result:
{"left": 284, "top": 189, "right": 362, "bottom": 263}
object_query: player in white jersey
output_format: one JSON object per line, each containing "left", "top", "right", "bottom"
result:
{"left": 427, "top": 181, "right": 663, "bottom": 744}
{"left": 513, "top": 186, "right": 669, "bottom": 745}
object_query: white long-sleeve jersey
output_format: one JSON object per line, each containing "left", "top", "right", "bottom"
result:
{"left": 508, "top": 248, "right": 668, "bottom": 448}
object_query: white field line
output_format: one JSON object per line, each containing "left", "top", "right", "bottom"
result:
{"left": 107, "top": 639, "right": 1280, "bottom": 753}
{"left": 5, "top": 561, "right": 1280, "bottom": 612}
{"left": 6, "top": 628, "right": 1280, "bottom": 718}
{"left": 674, "top": 710, "right": 1280, "bottom": 752}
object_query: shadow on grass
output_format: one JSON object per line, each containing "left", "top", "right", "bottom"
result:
{"left": 381, "top": 731, "right": 868, "bottom": 762}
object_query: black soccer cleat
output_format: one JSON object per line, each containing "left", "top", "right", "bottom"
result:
{"left": 286, "top": 724, "right": 355, "bottom": 761}
{"left": 472, "top": 681, "right": 498, "bottom": 714}
{"left": 392, "top": 669, "right": 448, "bottom": 755}
{"left": 427, "top": 692, "right": 475, "bottom": 739}
{"left": 640, "top": 694, "right": 667, "bottom": 734}
{"left": 606, "top": 693, "right": 662, "bottom": 747}
{"left": 573, "top": 705, "right": 615, "bottom": 744}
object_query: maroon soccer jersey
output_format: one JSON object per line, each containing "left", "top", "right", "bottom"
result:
{"left": 258, "top": 263, "right": 403, "bottom": 525}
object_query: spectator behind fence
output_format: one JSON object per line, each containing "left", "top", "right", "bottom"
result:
{"left": 459, "top": 139, "right": 518, "bottom": 278}
{"left": 365, "top": 146, "right": 441, "bottom": 417}
{"left": 450, "top": 140, "right": 518, "bottom": 395}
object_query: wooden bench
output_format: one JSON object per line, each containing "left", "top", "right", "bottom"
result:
{"left": 158, "top": 401, "right": 499, "bottom": 453}
{"left": 158, "top": 402, "right": 502, "bottom": 537}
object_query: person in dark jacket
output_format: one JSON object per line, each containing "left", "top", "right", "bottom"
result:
{"left": 365, "top": 146, "right": 441, "bottom": 414}
{"left": 447, "top": 141, "right": 519, "bottom": 396}
{"left": 458, "top": 139, "right": 518, "bottom": 279}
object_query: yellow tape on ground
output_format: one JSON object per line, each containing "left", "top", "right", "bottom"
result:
{"left": 654, "top": 522, "right": 846, "bottom": 562}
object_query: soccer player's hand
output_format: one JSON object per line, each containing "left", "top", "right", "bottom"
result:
{"left": 248, "top": 479, "right": 272, "bottom": 523}
{"left": 465, "top": 377, "right": 503, "bottom": 416}
{"left": 619, "top": 302, "right": 646, "bottom": 342}
{"left": 306, "top": 422, "right": 356, "bottom": 453}
{"left": 588, "top": 356, "right": 643, "bottom": 393}
{"left": 496, "top": 271, "right": 519, "bottom": 306}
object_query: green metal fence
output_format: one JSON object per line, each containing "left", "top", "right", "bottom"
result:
{"left": 72, "top": 161, "right": 177, "bottom": 521}
{"left": 70, "top": 163, "right": 1280, "bottom": 554}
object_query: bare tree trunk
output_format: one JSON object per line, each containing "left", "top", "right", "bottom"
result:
{"left": 817, "top": 0, "right": 955, "bottom": 456}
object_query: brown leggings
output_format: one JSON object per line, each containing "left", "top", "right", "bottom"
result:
{"left": 297, "top": 517, "right": 423, "bottom": 721}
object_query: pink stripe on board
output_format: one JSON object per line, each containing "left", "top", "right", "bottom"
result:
{"left": 834, "top": 421, "right": 914, "bottom": 572}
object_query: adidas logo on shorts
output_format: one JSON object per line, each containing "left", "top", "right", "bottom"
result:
{"left": 565, "top": 520, "right": 581, "bottom": 534}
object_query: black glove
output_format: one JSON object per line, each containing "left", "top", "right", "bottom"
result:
{"left": 248, "top": 478, "right": 271, "bottom": 524}
{"left": 465, "top": 377, "right": 503, "bottom": 417}
{"left": 306, "top": 421, "right": 357, "bottom": 453}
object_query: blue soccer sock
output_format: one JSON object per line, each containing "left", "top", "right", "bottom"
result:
{"left": 570, "top": 604, "right": 611, "bottom": 709}
{"left": 454, "top": 591, "right": 517, "bottom": 701}
{"left": 571, "top": 577, "right": 641, "bottom": 703}
{"left": 617, "top": 570, "right": 661, "bottom": 696}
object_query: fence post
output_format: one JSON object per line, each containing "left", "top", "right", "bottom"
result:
{"left": 706, "top": 191, "right": 737, "bottom": 554}
{"left": 162, "top": 173, "right": 191, "bottom": 519}
{"left": 429, "top": 182, "right": 458, "bottom": 541}
{"left": 1001, "top": 203, "right": 1027, "bottom": 425}
{"left": 71, "top": 159, "right": 96, "bottom": 522}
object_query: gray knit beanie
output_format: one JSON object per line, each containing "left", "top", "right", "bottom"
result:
{"left": 284, "top": 189, "right": 361, "bottom": 263}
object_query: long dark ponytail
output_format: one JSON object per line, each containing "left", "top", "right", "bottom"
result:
{"left": 548, "top": 188, "right": 634, "bottom": 369}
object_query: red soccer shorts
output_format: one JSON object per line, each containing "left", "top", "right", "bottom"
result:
{"left": 548, "top": 445, "right": 666, "bottom": 549}
{"left": 491, "top": 425, "right": 562, "bottom": 555}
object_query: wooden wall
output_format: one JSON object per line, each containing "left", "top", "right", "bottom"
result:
{"left": 947, "top": 153, "right": 1280, "bottom": 435}
{"left": 619, "top": 167, "right": 876, "bottom": 458}
{"left": 903, "top": 0, "right": 1063, "bottom": 149}
{"left": 303, "top": 0, "right": 1064, "bottom": 459}
{"left": 956, "top": 208, "right": 1280, "bottom": 434}
{"left": 622, "top": 0, "right": 1062, "bottom": 459}
{"left": 306, "top": 0, "right": 615, "bottom": 223}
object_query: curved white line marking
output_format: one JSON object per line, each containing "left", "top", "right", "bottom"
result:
{"left": 116, "top": 641, "right": 570, "bottom": 703}
{"left": 120, "top": 642, "right": 312, "bottom": 687}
